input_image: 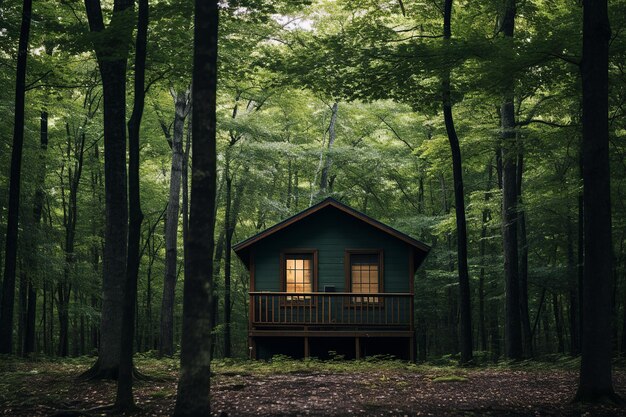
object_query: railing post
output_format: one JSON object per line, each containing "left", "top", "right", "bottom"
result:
{"left": 410, "top": 295, "right": 414, "bottom": 330}
{"left": 249, "top": 293, "right": 254, "bottom": 327}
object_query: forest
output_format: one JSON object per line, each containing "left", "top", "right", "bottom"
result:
{"left": 0, "top": 0, "right": 625, "bottom": 415}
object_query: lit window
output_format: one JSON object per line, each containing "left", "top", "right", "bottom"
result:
{"left": 285, "top": 254, "right": 312, "bottom": 300}
{"left": 350, "top": 253, "right": 380, "bottom": 303}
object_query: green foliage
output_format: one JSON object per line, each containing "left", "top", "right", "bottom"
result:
{"left": 0, "top": 0, "right": 626, "bottom": 363}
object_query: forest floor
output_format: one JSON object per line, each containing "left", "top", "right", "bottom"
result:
{"left": 1, "top": 354, "right": 625, "bottom": 416}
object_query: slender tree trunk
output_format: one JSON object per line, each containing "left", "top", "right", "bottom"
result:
{"left": 43, "top": 283, "right": 48, "bottom": 354}
{"left": 517, "top": 154, "right": 532, "bottom": 357}
{"left": 210, "top": 230, "right": 224, "bottom": 360}
{"left": 577, "top": 149, "right": 584, "bottom": 346}
{"left": 0, "top": 0, "right": 32, "bottom": 354}
{"left": 499, "top": 0, "right": 522, "bottom": 360}
{"left": 24, "top": 279, "right": 36, "bottom": 354}
{"left": 223, "top": 165, "right": 246, "bottom": 359}
{"left": 575, "top": 0, "right": 619, "bottom": 402}
{"left": 116, "top": 0, "right": 148, "bottom": 408}
{"left": 542, "top": 307, "right": 551, "bottom": 352}
{"left": 17, "top": 270, "right": 27, "bottom": 355}
{"left": 223, "top": 167, "right": 232, "bottom": 358}
{"left": 568, "top": 216, "right": 580, "bottom": 355}
{"left": 89, "top": 144, "right": 102, "bottom": 353}
{"left": 439, "top": 174, "right": 458, "bottom": 353}
{"left": 24, "top": 111, "right": 47, "bottom": 355}
{"left": 442, "top": 0, "right": 472, "bottom": 364}
{"left": 174, "top": 0, "right": 218, "bottom": 414}
{"left": 552, "top": 293, "right": 565, "bottom": 353}
{"left": 81, "top": 0, "right": 132, "bottom": 379}
{"left": 479, "top": 162, "right": 493, "bottom": 351}
{"left": 489, "top": 281, "right": 501, "bottom": 361}
{"left": 478, "top": 231, "right": 488, "bottom": 351}
{"left": 319, "top": 102, "right": 338, "bottom": 194}
{"left": 57, "top": 281, "right": 70, "bottom": 357}
{"left": 58, "top": 124, "right": 86, "bottom": 357}
{"left": 182, "top": 112, "right": 191, "bottom": 265}
{"left": 48, "top": 281, "right": 54, "bottom": 355}
{"left": 72, "top": 290, "right": 80, "bottom": 356}
{"left": 621, "top": 288, "right": 626, "bottom": 355}
{"left": 160, "top": 89, "right": 190, "bottom": 357}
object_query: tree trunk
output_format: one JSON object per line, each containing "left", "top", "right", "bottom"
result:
{"left": 622, "top": 288, "right": 626, "bottom": 355}
{"left": 58, "top": 125, "right": 86, "bottom": 357}
{"left": 17, "top": 270, "right": 27, "bottom": 355}
{"left": 115, "top": 0, "right": 148, "bottom": 408}
{"left": 517, "top": 154, "right": 532, "bottom": 357}
{"left": 319, "top": 102, "right": 338, "bottom": 194}
{"left": 210, "top": 230, "right": 225, "bottom": 360}
{"left": 568, "top": 216, "right": 580, "bottom": 355}
{"left": 489, "top": 281, "right": 501, "bottom": 361}
{"left": 223, "top": 170, "right": 232, "bottom": 358}
{"left": 552, "top": 292, "right": 565, "bottom": 353}
{"left": 442, "top": 0, "right": 472, "bottom": 364}
{"left": 89, "top": 145, "right": 102, "bottom": 353}
{"left": 81, "top": 0, "right": 132, "bottom": 379}
{"left": 575, "top": 0, "right": 619, "bottom": 402}
{"left": 23, "top": 111, "right": 49, "bottom": 355}
{"left": 0, "top": 0, "right": 32, "bottom": 354}
{"left": 160, "top": 89, "right": 190, "bottom": 357}
{"left": 182, "top": 111, "right": 191, "bottom": 267}
{"left": 499, "top": 0, "right": 523, "bottom": 361}
{"left": 479, "top": 162, "right": 493, "bottom": 351}
{"left": 224, "top": 164, "right": 246, "bottom": 358}
{"left": 577, "top": 150, "right": 584, "bottom": 347}
{"left": 48, "top": 281, "right": 54, "bottom": 355}
{"left": 173, "top": 0, "right": 218, "bottom": 414}
{"left": 43, "top": 283, "right": 48, "bottom": 354}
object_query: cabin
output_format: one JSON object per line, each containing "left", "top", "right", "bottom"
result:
{"left": 233, "top": 198, "right": 430, "bottom": 361}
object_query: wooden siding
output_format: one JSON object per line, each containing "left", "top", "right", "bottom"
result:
{"left": 253, "top": 206, "right": 411, "bottom": 293}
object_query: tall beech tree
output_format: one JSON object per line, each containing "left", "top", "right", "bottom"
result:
{"left": 81, "top": 0, "right": 133, "bottom": 379}
{"left": 575, "top": 0, "right": 621, "bottom": 403}
{"left": 0, "top": 0, "right": 32, "bottom": 355}
{"left": 173, "top": 0, "right": 218, "bottom": 414}
{"left": 58, "top": 122, "right": 87, "bottom": 357}
{"left": 116, "top": 0, "right": 149, "bottom": 409}
{"left": 160, "top": 88, "right": 190, "bottom": 357}
{"left": 442, "top": 0, "right": 473, "bottom": 365}
{"left": 23, "top": 111, "right": 49, "bottom": 355}
{"left": 498, "top": 0, "right": 523, "bottom": 361}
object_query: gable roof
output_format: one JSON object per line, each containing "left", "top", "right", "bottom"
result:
{"left": 233, "top": 197, "right": 431, "bottom": 269}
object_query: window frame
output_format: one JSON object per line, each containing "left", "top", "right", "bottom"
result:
{"left": 280, "top": 249, "right": 318, "bottom": 302}
{"left": 344, "top": 249, "right": 384, "bottom": 305}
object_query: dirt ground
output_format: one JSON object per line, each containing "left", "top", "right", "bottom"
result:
{"left": 1, "top": 358, "right": 625, "bottom": 416}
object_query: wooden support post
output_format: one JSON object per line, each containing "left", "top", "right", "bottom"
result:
{"left": 304, "top": 336, "right": 309, "bottom": 359}
{"left": 249, "top": 336, "right": 257, "bottom": 360}
{"left": 409, "top": 336, "right": 415, "bottom": 363}
{"left": 355, "top": 337, "right": 361, "bottom": 360}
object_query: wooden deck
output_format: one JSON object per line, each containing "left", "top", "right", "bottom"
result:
{"left": 248, "top": 292, "right": 415, "bottom": 360}
{"left": 249, "top": 292, "right": 413, "bottom": 331}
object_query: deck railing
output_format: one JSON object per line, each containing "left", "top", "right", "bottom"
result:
{"left": 249, "top": 292, "right": 413, "bottom": 328}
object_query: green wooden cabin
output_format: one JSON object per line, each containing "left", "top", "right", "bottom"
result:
{"left": 233, "top": 198, "right": 430, "bottom": 360}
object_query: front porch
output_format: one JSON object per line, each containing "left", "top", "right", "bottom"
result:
{"left": 248, "top": 292, "right": 415, "bottom": 360}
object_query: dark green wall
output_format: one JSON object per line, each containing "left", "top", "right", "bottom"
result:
{"left": 253, "top": 206, "right": 412, "bottom": 293}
